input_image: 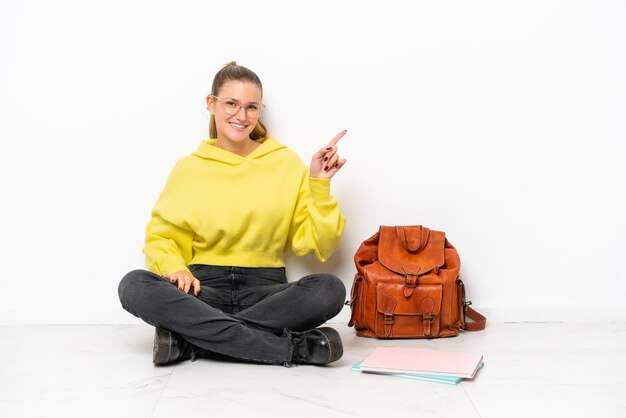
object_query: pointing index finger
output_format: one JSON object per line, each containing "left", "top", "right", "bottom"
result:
{"left": 326, "top": 129, "right": 347, "bottom": 148}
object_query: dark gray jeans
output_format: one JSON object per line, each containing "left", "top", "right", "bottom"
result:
{"left": 118, "top": 265, "right": 346, "bottom": 365}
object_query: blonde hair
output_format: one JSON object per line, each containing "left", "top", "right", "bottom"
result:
{"left": 209, "top": 61, "right": 268, "bottom": 140}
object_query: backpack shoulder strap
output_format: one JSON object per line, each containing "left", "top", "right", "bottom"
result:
{"left": 458, "top": 279, "right": 487, "bottom": 331}
{"left": 463, "top": 305, "right": 486, "bottom": 331}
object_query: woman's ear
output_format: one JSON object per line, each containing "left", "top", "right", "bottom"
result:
{"left": 206, "top": 95, "right": 215, "bottom": 114}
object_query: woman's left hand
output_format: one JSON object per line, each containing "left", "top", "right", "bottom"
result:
{"left": 310, "top": 130, "right": 348, "bottom": 179}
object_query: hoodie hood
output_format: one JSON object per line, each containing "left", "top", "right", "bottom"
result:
{"left": 192, "top": 137, "right": 287, "bottom": 166}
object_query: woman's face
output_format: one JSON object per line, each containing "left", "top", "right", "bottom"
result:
{"left": 207, "top": 80, "right": 262, "bottom": 145}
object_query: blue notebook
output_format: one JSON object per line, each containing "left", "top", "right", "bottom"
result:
{"left": 352, "top": 360, "right": 484, "bottom": 385}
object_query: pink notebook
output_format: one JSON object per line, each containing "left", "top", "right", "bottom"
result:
{"left": 360, "top": 347, "right": 483, "bottom": 378}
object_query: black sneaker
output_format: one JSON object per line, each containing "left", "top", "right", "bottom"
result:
{"left": 152, "top": 327, "right": 193, "bottom": 366}
{"left": 292, "top": 327, "right": 343, "bottom": 365}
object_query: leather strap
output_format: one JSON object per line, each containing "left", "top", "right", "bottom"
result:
{"left": 421, "top": 297, "right": 435, "bottom": 336}
{"left": 396, "top": 226, "right": 430, "bottom": 253}
{"left": 463, "top": 306, "right": 486, "bottom": 331}
{"left": 382, "top": 295, "right": 397, "bottom": 337}
{"left": 402, "top": 263, "right": 420, "bottom": 298}
{"left": 457, "top": 278, "right": 487, "bottom": 332}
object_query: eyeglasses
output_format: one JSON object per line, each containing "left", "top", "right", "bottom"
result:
{"left": 211, "top": 95, "right": 265, "bottom": 118}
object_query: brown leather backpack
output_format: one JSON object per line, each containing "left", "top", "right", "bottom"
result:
{"left": 347, "top": 225, "right": 486, "bottom": 338}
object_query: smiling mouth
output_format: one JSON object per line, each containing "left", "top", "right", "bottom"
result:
{"left": 229, "top": 122, "right": 248, "bottom": 129}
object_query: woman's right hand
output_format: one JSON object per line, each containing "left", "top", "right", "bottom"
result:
{"left": 163, "top": 270, "right": 201, "bottom": 296}
{"left": 310, "top": 130, "right": 347, "bottom": 179}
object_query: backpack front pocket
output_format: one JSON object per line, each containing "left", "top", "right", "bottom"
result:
{"left": 375, "top": 283, "right": 442, "bottom": 338}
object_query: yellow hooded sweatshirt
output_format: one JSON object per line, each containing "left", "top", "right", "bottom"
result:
{"left": 143, "top": 137, "right": 345, "bottom": 275}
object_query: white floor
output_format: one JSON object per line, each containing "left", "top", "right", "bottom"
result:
{"left": 1, "top": 322, "right": 625, "bottom": 418}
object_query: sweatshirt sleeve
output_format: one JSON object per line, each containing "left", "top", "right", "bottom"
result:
{"left": 143, "top": 161, "right": 194, "bottom": 276}
{"left": 287, "top": 175, "right": 345, "bottom": 262}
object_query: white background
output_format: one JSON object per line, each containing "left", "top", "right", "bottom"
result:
{"left": 1, "top": 0, "right": 624, "bottom": 324}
